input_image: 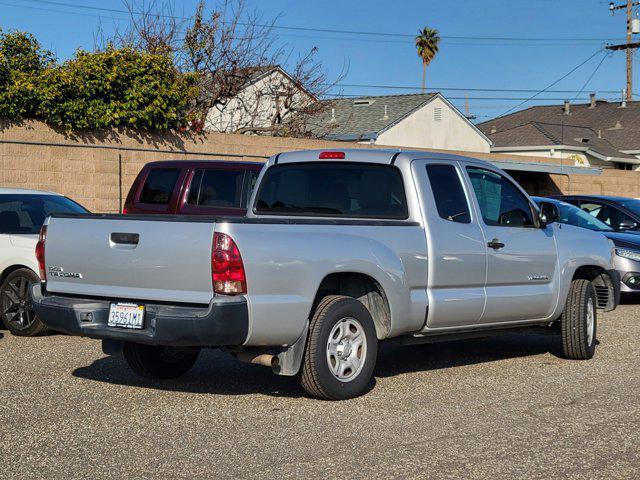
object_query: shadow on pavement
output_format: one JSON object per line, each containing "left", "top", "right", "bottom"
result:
{"left": 375, "top": 333, "right": 563, "bottom": 378}
{"left": 72, "top": 333, "right": 562, "bottom": 397}
{"left": 73, "top": 348, "right": 304, "bottom": 398}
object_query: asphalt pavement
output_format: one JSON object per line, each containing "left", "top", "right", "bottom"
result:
{"left": 1, "top": 302, "right": 639, "bottom": 479}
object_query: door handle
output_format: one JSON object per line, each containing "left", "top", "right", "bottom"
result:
{"left": 110, "top": 232, "right": 140, "bottom": 245}
{"left": 487, "top": 239, "right": 505, "bottom": 250}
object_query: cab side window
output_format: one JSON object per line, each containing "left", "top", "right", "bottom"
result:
{"left": 187, "top": 169, "right": 244, "bottom": 208}
{"left": 579, "top": 202, "right": 612, "bottom": 225}
{"left": 466, "top": 167, "right": 534, "bottom": 227}
{"left": 579, "top": 201, "right": 636, "bottom": 230}
{"left": 139, "top": 168, "right": 180, "bottom": 205}
{"left": 426, "top": 164, "right": 471, "bottom": 223}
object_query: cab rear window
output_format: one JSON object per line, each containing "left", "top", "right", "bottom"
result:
{"left": 254, "top": 162, "right": 408, "bottom": 219}
{"left": 139, "top": 168, "right": 180, "bottom": 205}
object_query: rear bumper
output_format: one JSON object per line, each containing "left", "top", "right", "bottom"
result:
{"left": 31, "top": 284, "right": 248, "bottom": 347}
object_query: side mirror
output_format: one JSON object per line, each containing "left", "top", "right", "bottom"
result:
{"left": 538, "top": 201, "right": 559, "bottom": 228}
{"left": 617, "top": 220, "right": 638, "bottom": 231}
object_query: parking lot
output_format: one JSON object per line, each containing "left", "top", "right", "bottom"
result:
{"left": 1, "top": 302, "right": 638, "bottom": 480}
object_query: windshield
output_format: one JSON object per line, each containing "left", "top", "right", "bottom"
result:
{"left": 554, "top": 200, "right": 613, "bottom": 232}
{"left": 0, "top": 194, "right": 88, "bottom": 235}
{"left": 616, "top": 198, "right": 640, "bottom": 217}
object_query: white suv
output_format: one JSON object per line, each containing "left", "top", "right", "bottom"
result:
{"left": 0, "top": 188, "right": 87, "bottom": 336}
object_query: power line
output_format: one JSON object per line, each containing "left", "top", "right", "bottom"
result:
{"left": 0, "top": 0, "right": 126, "bottom": 21}
{"left": 18, "top": 0, "right": 629, "bottom": 43}
{"left": 498, "top": 49, "right": 605, "bottom": 116}
{"left": 326, "top": 93, "right": 600, "bottom": 101}
{"left": 21, "top": 0, "right": 184, "bottom": 20}
{"left": 329, "top": 82, "right": 624, "bottom": 94}
{"left": 572, "top": 52, "right": 610, "bottom": 100}
{"left": 271, "top": 32, "right": 614, "bottom": 47}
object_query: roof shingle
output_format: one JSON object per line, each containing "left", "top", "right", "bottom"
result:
{"left": 478, "top": 100, "right": 640, "bottom": 155}
{"left": 308, "top": 93, "right": 437, "bottom": 140}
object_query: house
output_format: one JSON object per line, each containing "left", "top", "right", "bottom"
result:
{"left": 478, "top": 95, "right": 640, "bottom": 170}
{"left": 205, "top": 65, "right": 316, "bottom": 134}
{"left": 308, "top": 93, "right": 492, "bottom": 153}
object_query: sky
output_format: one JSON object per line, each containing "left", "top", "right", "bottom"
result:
{"left": 1, "top": 0, "right": 638, "bottom": 122}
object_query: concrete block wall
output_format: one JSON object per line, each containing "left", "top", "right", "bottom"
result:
{"left": 2, "top": 119, "right": 640, "bottom": 212}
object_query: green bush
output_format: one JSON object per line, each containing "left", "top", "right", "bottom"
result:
{"left": 0, "top": 31, "right": 54, "bottom": 119}
{"left": 0, "top": 31, "right": 197, "bottom": 131}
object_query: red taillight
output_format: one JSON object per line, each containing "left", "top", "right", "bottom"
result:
{"left": 319, "top": 151, "right": 345, "bottom": 159}
{"left": 212, "top": 232, "right": 246, "bottom": 295}
{"left": 122, "top": 207, "right": 128, "bottom": 214}
{"left": 35, "top": 225, "right": 47, "bottom": 281}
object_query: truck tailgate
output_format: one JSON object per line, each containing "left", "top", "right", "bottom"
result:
{"left": 44, "top": 216, "right": 215, "bottom": 304}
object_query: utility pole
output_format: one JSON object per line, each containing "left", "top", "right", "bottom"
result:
{"left": 607, "top": 1, "right": 640, "bottom": 103}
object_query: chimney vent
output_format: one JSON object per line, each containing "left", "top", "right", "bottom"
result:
{"left": 382, "top": 104, "right": 389, "bottom": 120}
{"left": 621, "top": 89, "right": 627, "bottom": 108}
{"left": 329, "top": 108, "right": 336, "bottom": 123}
{"left": 589, "top": 93, "right": 596, "bottom": 108}
{"left": 563, "top": 100, "right": 570, "bottom": 115}
{"left": 490, "top": 126, "right": 497, "bottom": 134}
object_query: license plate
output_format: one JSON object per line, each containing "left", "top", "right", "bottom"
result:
{"left": 108, "top": 303, "right": 145, "bottom": 329}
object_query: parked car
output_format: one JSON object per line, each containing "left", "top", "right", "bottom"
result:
{"left": 124, "top": 160, "right": 263, "bottom": 216}
{"left": 0, "top": 189, "right": 88, "bottom": 336}
{"left": 32, "top": 150, "right": 620, "bottom": 400}
{"left": 535, "top": 196, "right": 640, "bottom": 294}
{"left": 554, "top": 195, "right": 640, "bottom": 234}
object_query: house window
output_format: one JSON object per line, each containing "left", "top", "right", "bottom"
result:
{"left": 434, "top": 107, "right": 443, "bottom": 122}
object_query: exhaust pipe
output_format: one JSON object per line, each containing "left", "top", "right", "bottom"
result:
{"left": 236, "top": 352, "right": 279, "bottom": 368}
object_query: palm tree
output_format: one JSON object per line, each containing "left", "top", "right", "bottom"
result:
{"left": 415, "top": 27, "right": 440, "bottom": 92}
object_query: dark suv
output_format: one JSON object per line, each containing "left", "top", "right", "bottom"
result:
{"left": 554, "top": 195, "right": 640, "bottom": 234}
{"left": 124, "top": 160, "right": 264, "bottom": 216}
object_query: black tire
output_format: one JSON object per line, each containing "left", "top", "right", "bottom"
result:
{"left": 0, "top": 268, "right": 49, "bottom": 337}
{"left": 300, "top": 295, "right": 378, "bottom": 400}
{"left": 123, "top": 342, "right": 201, "bottom": 379}
{"left": 561, "top": 279, "right": 597, "bottom": 360}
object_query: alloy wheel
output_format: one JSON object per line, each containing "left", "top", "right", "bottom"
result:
{"left": 1, "top": 276, "right": 36, "bottom": 331}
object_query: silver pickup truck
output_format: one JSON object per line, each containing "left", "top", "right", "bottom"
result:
{"left": 33, "top": 149, "right": 620, "bottom": 400}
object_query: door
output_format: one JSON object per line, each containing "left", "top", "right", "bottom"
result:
{"left": 413, "top": 161, "right": 487, "bottom": 329}
{"left": 465, "top": 166, "right": 558, "bottom": 323}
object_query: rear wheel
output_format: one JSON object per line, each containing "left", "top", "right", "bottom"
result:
{"left": 300, "top": 295, "right": 378, "bottom": 400}
{"left": 0, "top": 268, "right": 49, "bottom": 337}
{"left": 123, "top": 342, "right": 201, "bottom": 379}
{"left": 561, "top": 279, "right": 597, "bottom": 360}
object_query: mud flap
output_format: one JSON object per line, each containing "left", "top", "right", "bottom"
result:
{"left": 273, "top": 323, "right": 308, "bottom": 376}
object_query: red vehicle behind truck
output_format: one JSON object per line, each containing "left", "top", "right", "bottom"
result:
{"left": 124, "top": 160, "right": 264, "bottom": 216}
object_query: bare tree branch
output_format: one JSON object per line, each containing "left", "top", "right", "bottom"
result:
{"left": 112, "top": 0, "right": 346, "bottom": 137}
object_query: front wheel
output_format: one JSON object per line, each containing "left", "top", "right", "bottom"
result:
{"left": 300, "top": 295, "right": 378, "bottom": 400}
{"left": 561, "top": 279, "right": 597, "bottom": 360}
{"left": 0, "top": 268, "right": 49, "bottom": 337}
{"left": 123, "top": 342, "right": 201, "bottom": 379}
